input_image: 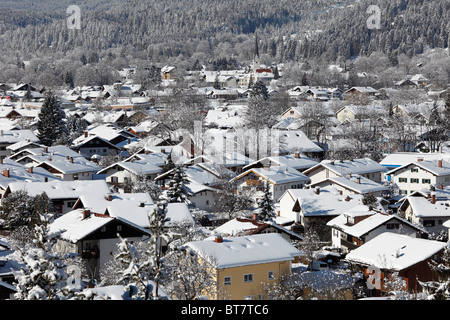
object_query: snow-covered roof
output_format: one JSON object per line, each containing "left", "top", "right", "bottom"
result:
{"left": 386, "top": 159, "right": 450, "bottom": 177}
{"left": 380, "top": 152, "right": 450, "bottom": 168}
{"left": 345, "top": 233, "right": 446, "bottom": 271}
{"left": 5, "top": 179, "right": 111, "bottom": 199}
{"left": 233, "top": 165, "right": 310, "bottom": 185}
{"left": 49, "top": 209, "right": 151, "bottom": 243}
{"left": 304, "top": 158, "right": 387, "bottom": 177}
{"left": 311, "top": 174, "right": 389, "bottom": 195}
{"left": 186, "top": 233, "right": 301, "bottom": 269}
{"left": 282, "top": 186, "right": 367, "bottom": 217}
{"left": 0, "top": 158, "right": 58, "bottom": 189}
{"left": 0, "top": 129, "right": 39, "bottom": 144}
{"left": 401, "top": 196, "right": 450, "bottom": 218}
{"left": 326, "top": 205, "right": 424, "bottom": 237}
{"left": 243, "top": 154, "right": 318, "bottom": 171}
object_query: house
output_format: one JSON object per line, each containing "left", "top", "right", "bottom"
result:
{"left": 72, "top": 192, "right": 195, "bottom": 231}
{"left": 379, "top": 152, "right": 450, "bottom": 172}
{"left": 71, "top": 133, "right": 122, "bottom": 160}
{"left": 49, "top": 208, "right": 152, "bottom": 279}
{"left": 281, "top": 106, "right": 303, "bottom": 120}
{"left": 385, "top": 159, "right": 450, "bottom": 195}
{"left": 335, "top": 104, "right": 385, "bottom": 123}
{"left": 155, "top": 162, "right": 225, "bottom": 210}
{"left": 11, "top": 145, "right": 101, "bottom": 181}
{"left": 342, "top": 86, "right": 378, "bottom": 101}
{"left": 243, "top": 153, "right": 318, "bottom": 173}
{"left": 398, "top": 190, "right": 450, "bottom": 237}
{"left": 345, "top": 233, "right": 446, "bottom": 295}
{"left": 84, "top": 123, "right": 139, "bottom": 148}
{"left": 309, "top": 174, "right": 390, "bottom": 198}
{"left": 231, "top": 166, "right": 310, "bottom": 206}
{"left": 303, "top": 158, "right": 387, "bottom": 185}
{"left": 278, "top": 186, "right": 365, "bottom": 240}
{"left": 185, "top": 233, "right": 301, "bottom": 300}
{"left": 0, "top": 158, "right": 59, "bottom": 198}
{"left": 209, "top": 217, "right": 303, "bottom": 244}
{"left": 327, "top": 205, "right": 426, "bottom": 253}
{"left": 97, "top": 152, "right": 167, "bottom": 192}
{"left": 161, "top": 66, "right": 175, "bottom": 80}
{"left": 3, "top": 180, "right": 111, "bottom": 215}
{"left": 0, "top": 129, "right": 40, "bottom": 159}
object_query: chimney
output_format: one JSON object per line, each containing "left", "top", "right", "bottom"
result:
{"left": 139, "top": 202, "right": 145, "bottom": 207}
{"left": 417, "top": 157, "right": 424, "bottom": 162}
{"left": 339, "top": 190, "right": 343, "bottom": 195}
{"left": 357, "top": 177, "right": 361, "bottom": 184}
{"left": 27, "top": 167, "right": 33, "bottom": 173}
{"left": 431, "top": 193, "right": 436, "bottom": 204}
{"left": 106, "top": 194, "right": 112, "bottom": 201}
{"left": 82, "top": 209, "right": 91, "bottom": 219}
{"left": 345, "top": 195, "right": 351, "bottom": 202}
{"left": 214, "top": 234, "right": 223, "bottom": 243}
{"left": 43, "top": 147, "right": 48, "bottom": 153}
{"left": 439, "top": 184, "right": 444, "bottom": 190}
{"left": 438, "top": 160, "right": 442, "bottom": 168}
{"left": 0, "top": 158, "right": 3, "bottom": 164}
{"left": 84, "top": 131, "right": 88, "bottom": 138}
{"left": 315, "top": 187, "right": 320, "bottom": 195}
{"left": 70, "top": 157, "right": 74, "bottom": 163}
{"left": 294, "top": 152, "right": 300, "bottom": 159}
{"left": 2, "top": 169, "right": 9, "bottom": 177}
{"left": 253, "top": 213, "right": 259, "bottom": 220}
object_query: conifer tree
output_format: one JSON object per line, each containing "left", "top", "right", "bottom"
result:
{"left": 36, "top": 92, "right": 68, "bottom": 146}
{"left": 13, "top": 214, "right": 69, "bottom": 300}
{"left": 256, "top": 181, "right": 276, "bottom": 222}
{"left": 165, "top": 165, "right": 193, "bottom": 205}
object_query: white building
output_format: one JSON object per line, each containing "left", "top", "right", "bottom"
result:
{"left": 385, "top": 159, "right": 450, "bottom": 195}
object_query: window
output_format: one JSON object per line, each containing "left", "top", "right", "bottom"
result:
{"left": 399, "top": 190, "right": 408, "bottom": 195}
{"left": 67, "top": 201, "right": 75, "bottom": 208}
{"left": 244, "top": 273, "right": 254, "bottom": 283}
{"left": 411, "top": 178, "right": 419, "bottom": 183}
{"left": 224, "top": 276, "right": 231, "bottom": 285}
{"left": 398, "top": 178, "right": 407, "bottom": 183}
{"left": 268, "top": 271, "right": 274, "bottom": 280}
{"left": 423, "top": 220, "right": 435, "bottom": 227}
{"left": 422, "top": 179, "right": 431, "bottom": 184}
{"left": 411, "top": 168, "right": 419, "bottom": 173}
{"left": 117, "top": 225, "right": 122, "bottom": 231}
{"left": 387, "top": 223, "right": 399, "bottom": 229}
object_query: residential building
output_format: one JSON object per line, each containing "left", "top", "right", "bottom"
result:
{"left": 345, "top": 233, "right": 446, "bottom": 295}
{"left": 327, "top": 205, "right": 425, "bottom": 252}
{"left": 303, "top": 158, "right": 387, "bottom": 184}
{"left": 49, "top": 208, "right": 152, "bottom": 279}
{"left": 186, "top": 233, "right": 301, "bottom": 300}
{"left": 278, "top": 186, "right": 366, "bottom": 240}
{"left": 231, "top": 166, "right": 310, "bottom": 206}
{"left": 385, "top": 159, "right": 450, "bottom": 195}
{"left": 398, "top": 189, "right": 450, "bottom": 236}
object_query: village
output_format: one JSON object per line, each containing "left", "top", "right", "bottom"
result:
{"left": 0, "top": 36, "right": 449, "bottom": 301}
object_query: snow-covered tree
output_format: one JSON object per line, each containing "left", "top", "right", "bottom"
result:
{"left": 36, "top": 92, "right": 69, "bottom": 146}
{"left": 165, "top": 165, "right": 193, "bottom": 205}
{"left": 164, "top": 245, "right": 218, "bottom": 300}
{"left": 147, "top": 197, "right": 172, "bottom": 299}
{"left": 13, "top": 214, "right": 69, "bottom": 300}
{"left": 0, "top": 191, "right": 52, "bottom": 230}
{"left": 419, "top": 242, "right": 450, "bottom": 300}
{"left": 163, "top": 152, "right": 176, "bottom": 173}
{"left": 114, "top": 234, "right": 154, "bottom": 300}
{"left": 256, "top": 181, "right": 276, "bottom": 222}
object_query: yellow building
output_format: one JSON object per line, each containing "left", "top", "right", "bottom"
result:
{"left": 186, "top": 233, "right": 302, "bottom": 300}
